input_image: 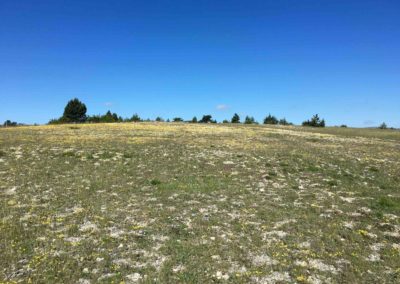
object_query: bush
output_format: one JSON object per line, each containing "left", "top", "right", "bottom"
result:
{"left": 173, "top": 117, "right": 184, "bottom": 122}
{"left": 63, "top": 98, "right": 87, "bottom": 123}
{"left": 302, "top": 114, "right": 325, "bottom": 127}
{"left": 231, "top": 113, "right": 240, "bottom": 123}
{"left": 155, "top": 117, "right": 164, "bottom": 122}
{"left": 191, "top": 117, "right": 198, "bottom": 123}
{"left": 222, "top": 119, "right": 229, "bottom": 123}
{"left": 264, "top": 114, "right": 278, "bottom": 125}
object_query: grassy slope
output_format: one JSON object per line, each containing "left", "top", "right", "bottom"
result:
{"left": 1, "top": 123, "right": 399, "bottom": 283}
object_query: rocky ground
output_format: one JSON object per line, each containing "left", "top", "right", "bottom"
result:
{"left": 1, "top": 123, "right": 399, "bottom": 283}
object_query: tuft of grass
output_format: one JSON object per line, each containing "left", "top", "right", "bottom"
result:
{"left": 372, "top": 197, "right": 400, "bottom": 213}
{"left": 150, "top": 179, "right": 162, "bottom": 186}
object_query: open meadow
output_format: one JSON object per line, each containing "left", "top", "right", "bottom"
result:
{"left": 1, "top": 123, "right": 400, "bottom": 283}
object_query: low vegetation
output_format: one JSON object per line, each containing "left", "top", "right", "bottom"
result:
{"left": 1, "top": 123, "right": 399, "bottom": 283}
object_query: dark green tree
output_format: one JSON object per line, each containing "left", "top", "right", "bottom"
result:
{"left": 155, "top": 117, "right": 164, "bottom": 122}
{"left": 278, "top": 118, "right": 291, "bottom": 125}
{"left": 199, "top": 115, "right": 213, "bottom": 123}
{"left": 130, "top": 114, "right": 141, "bottom": 122}
{"left": 302, "top": 114, "right": 325, "bottom": 127}
{"left": 264, "top": 114, "right": 278, "bottom": 125}
{"left": 379, "top": 122, "right": 388, "bottom": 129}
{"left": 63, "top": 98, "right": 87, "bottom": 122}
{"left": 3, "top": 120, "right": 18, "bottom": 127}
{"left": 191, "top": 116, "right": 198, "bottom": 123}
{"left": 244, "top": 116, "right": 255, "bottom": 124}
{"left": 102, "top": 111, "right": 115, "bottom": 122}
{"left": 112, "top": 113, "right": 119, "bottom": 122}
{"left": 231, "top": 113, "right": 240, "bottom": 123}
{"left": 173, "top": 117, "right": 184, "bottom": 122}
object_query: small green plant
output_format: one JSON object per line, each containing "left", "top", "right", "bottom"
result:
{"left": 150, "top": 179, "right": 162, "bottom": 186}
{"left": 372, "top": 197, "right": 400, "bottom": 214}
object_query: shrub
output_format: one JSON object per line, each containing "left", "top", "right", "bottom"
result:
{"left": 150, "top": 179, "right": 162, "bottom": 186}
{"left": 222, "top": 120, "right": 229, "bottom": 123}
{"left": 191, "top": 117, "right": 198, "bottom": 123}
{"left": 155, "top": 117, "right": 164, "bottom": 122}
{"left": 63, "top": 98, "right": 87, "bottom": 123}
{"left": 264, "top": 114, "right": 278, "bottom": 125}
{"left": 173, "top": 117, "right": 184, "bottom": 122}
{"left": 302, "top": 114, "right": 325, "bottom": 127}
{"left": 231, "top": 113, "right": 240, "bottom": 123}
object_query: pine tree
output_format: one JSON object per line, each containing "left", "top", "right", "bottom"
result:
{"left": 231, "top": 113, "right": 240, "bottom": 123}
{"left": 264, "top": 114, "right": 278, "bottom": 125}
{"left": 63, "top": 98, "right": 87, "bottom": 122}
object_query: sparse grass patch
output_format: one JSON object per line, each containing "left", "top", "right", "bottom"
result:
{"left": 150, "top": 178, "right": 162, "bottom": 186}
{"left": 372, "top": 197, "right": 400, "bottom": 213}
{"left": 1, "top": 123, "right": 399, "bottom": 283}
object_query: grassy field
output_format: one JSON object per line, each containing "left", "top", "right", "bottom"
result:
{"left": 1, "top": 123, "right": 399, "bottom": 283}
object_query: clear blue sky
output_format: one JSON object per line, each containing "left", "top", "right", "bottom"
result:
{"left": 1, "top": 0, "right": 399, "bottom": 127}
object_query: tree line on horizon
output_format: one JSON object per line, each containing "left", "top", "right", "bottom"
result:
{"left": 2, "top": 98, "right": 393, "bottom": 129}
{"left": 48, "top": 98, "right": 321, "bottom": 127}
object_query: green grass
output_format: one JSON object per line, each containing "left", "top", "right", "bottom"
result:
{"left": 1, "top": 123, "right": 400, "bottom": 283}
